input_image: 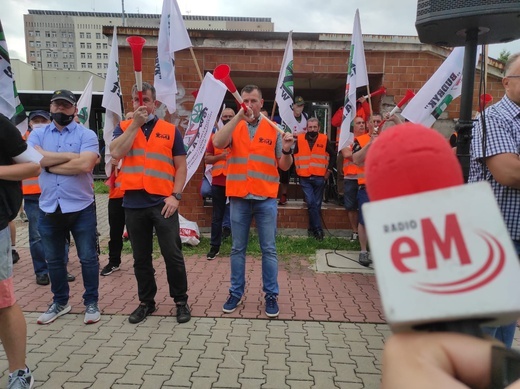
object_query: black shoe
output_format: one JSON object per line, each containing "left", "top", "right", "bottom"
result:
{"left": 129, "top": 303, "right": 156, "bottom": 324}
{"left": 222, "top": 227, "right": 231, "bottom": 240}
{"left": 67, "top": 273, "right": 76, "bottom": 282}
{"left": 176, "top": 303, "right": 191, "bottom": 323}
{"left": 36, "top": 274, "right": 50, "bottom": 286}
{"left": 206, "top": 245, "right": 220, "bottom": 261}
{"left": 314, "top": 230, "right": 324, "bottom": 241}
{"left": 100, "top": 263, "right": 120, "bottom": 276}
{"left": 12, "top": 249, "right": 20, "bottom": 264}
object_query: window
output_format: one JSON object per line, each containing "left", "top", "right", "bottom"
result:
{"left": 81, "top": 63, "right": 86, "bottom": 68}
{"left": 52, "top": 31, "right": 56, "bottom": 38}
{"left": 87, "top": 53, "right": 92, "bottom": 59}
{"left": 81, "top": 53, "right": 86, "bottom": 59}
{"left": 86, "top": 33, "right": 91, "bottom": 39}
{"left": 103, "top": 53, "right": 108, "bottom": 59}
{"left": 46, "top": 52, "right": 52, "bottom": 58}
{"left": 62, "top": 42, "right": 67, "bottom": 48}
{"left": 29, "top": 31, "right": 34, "bottom": 37}
{"left": 96, "top": 33, "right": 101, "bottom": 39}
{"left": 69, "top": 53, "right": 74, "bottom": 59}
{"left": 103, "top": 63, "right": 108, "bottom": 69}
{"left": 97, "top": 53, "right": 101, "bottom": 59}
{"left": 36, "top": 51, "right": 40, "bottom": 58}
{"left": 103, "top": 43, "right": 107, "bottom": 49}
{"left": 29, "top": 41, "right": 35, "bottom": 47}
{"left": 80, "top": 32, "right": 85, "bottom": 39}
{"left": 86, "top": 43, "right": 91, "bottom": 49}
{"left": 69, "top": 63, "right": 74, "bottom": 69}
{"left": 97, "top": 63, "right": 102, "bottom": 69}
{"left": 53, "top": 52, "right": 58, "bottom": 58}
{"left": 47, "top": 61, "right": 52, "bottom": 67}
{"left": 61, "top": 32, "right": 67, "bottom": 38}
{"left": 68, "top": 42, "right": 73, "bottom": 48}
{"left": 30, "top": 51, "right": 35, "bottom": 57}
{"left": 63, "top": 52, "right": 68, "bottom": 59}
{"left": 52, "top": 42, "right": 57, "bottom": 48}
{"left": 45, "top": 41, "right": 51, "bottom": 48}
{"left": 87, "top": 63, "right": 92, "bottom": 68}
{"left": 68, "top": 32, "right": 72, "bottom": 38}
{"left": 80, "top": 43, "right": 85, "bottom": 48}
{"left": 37, "top": 61, "right": 41, "bottom": 68}
{"left": 35, "top": 31, "right": 40, "bottom": 37}
{"left": 63, "top": 62, "right": 68, "bottom": 68}
{"left": 53, "top": 62, "right": 59, "bottom": 68}
{"left": 35, "top": 41, "right": 41, "bottom": 47}
{"left": 96, "top": 43, "right": 101, "bottom": 49}
{"left": 30, "top": 61, "right": 35, "bottom": 67}
{"left": 45, "top": 31, "right": 51, "bottom": 38}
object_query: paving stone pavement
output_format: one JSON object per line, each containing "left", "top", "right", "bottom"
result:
{"left": 3, "top": 194, "right": 519, "bottom": 388}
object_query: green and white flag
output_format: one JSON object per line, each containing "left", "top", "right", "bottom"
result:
{"left": 275, "top": 31, "right": 301, "bottom": 134}
{"left": 102, "top": 26, "right": 123, "bottom": 176}
{"left": 0, "top": 20, "right": 27, "bottom": 135}
{"left": 76, "top": 76, "right": 93, "bottom": 127}
{"left": 338, "top": 9, "right": 368, "bottom": 151}
{"left": 402, "top": 46, "right": 481, "bottom": 127}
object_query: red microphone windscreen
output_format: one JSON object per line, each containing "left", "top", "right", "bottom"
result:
{"left": 365, "top": 123, "right": 463, "bottom": 201}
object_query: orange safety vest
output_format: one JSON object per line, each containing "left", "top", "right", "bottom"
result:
{"left": 354, "top": 133, "right": 371, "bottom": 185}
{"left": 210, "top": 133, "right": 230, "bottom": 178}
{"left": 294, "top": 133, "right": 330, "bottom": 177}
{"left": 109, "top": 171, "right": 125, "bottom": 199}
{"left": 21, "top": 129, "right": 41, "bottom": 195}
{"left": 343, "top": 146, "right": 358, "bottom": 179}
{"left": 119, "top": 119, "right": 176, "bottom": 196}
{"left": 226, "top": 120, "right": 279, "bottom": 198}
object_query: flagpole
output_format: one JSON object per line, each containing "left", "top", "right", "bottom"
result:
{"left": 270, "top": 101, "right": 277, "bottom": 121}
{"left": 189, "top": 47, "right": 203, "bottom": 82}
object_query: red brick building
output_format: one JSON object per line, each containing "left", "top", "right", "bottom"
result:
{"left": 106, "top": 26, "right": 505, "bottom": 232}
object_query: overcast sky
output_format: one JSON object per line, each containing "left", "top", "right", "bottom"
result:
{"left": 4, "top": 0, "right": 520, "bottom": 61}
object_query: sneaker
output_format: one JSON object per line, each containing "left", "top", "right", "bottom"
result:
{"left": 222, "top": 294, "right": 243, "bottom": 313}
{"left": 8, "top": 368, "right": 34, "bottom": 389}
{"left": 265, "top": 295, "right": 279, "bottom": 318}
{"left": 206, "top": 246, "right": 219, "bottom": 261}
{"left": 19, "top": 211, "right": 28, "bottom": 223}
{"left": 129, "top": 303, "right": 156, "bottom": 324}
{"left": 222, "top": 227, "right": 231, "bottom": 240}
{"left": 37, "top": 302, "right": 71, "bottom": 325}
{"left": 35, "top": 274, "right": 50, "bottom": 286}
{"left": 66, "top": 273, "right": 76, "bottom": 282}
{"left": 358, "top": 251, "right": 371, "bottom": 267}
{"left": 350, "top": 232, "right": 359, "bottom": 242}
{"left": 100, "top": 263, "right": 120, "bottom": 276}
{"left": 278, "top": 194, "right": 287, "bottom": 205}
{"left": 12, "top": 249, "right": 20, "bottom": 265}
{"left": 176, "top": 303, "right": 191, "bottom": 323}
{"left": 84, "top": 303, "right": 101, "bottom": 324}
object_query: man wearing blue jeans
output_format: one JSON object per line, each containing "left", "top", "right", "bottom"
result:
{"left": 28, "top": 89, "right": 100, "bottom": 325}
{"left": 293, "top": 118, "right": 335, "bottom": 240}
{"left": 213, "top": 85, "right": 294, "bottom": 318}
{"left": 469, "top": 52, "right": 520, "bottom": 348}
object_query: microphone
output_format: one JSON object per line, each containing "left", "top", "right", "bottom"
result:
{"left": 362, "top": 123, "right": 520, "bottom": 335}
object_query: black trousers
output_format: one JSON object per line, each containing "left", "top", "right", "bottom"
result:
{"left": 210, "top": 185, "right": 226, "bottom": 247}
{"left": 125, "top": 204, "right": 188, "bottom": 306}
{"left": 108, "top": 197, "right": 125, "bottom": 266}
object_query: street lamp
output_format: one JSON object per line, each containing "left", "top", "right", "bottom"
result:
{"left": 39, "top": 48, "right": 54, "bottom": 90}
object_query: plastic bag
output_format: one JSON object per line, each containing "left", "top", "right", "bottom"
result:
{"left": 179, "top": 214, "right": 200, "bottom": 246}
{"left": 200, "top": 175, "right": 212, "bottom": 198}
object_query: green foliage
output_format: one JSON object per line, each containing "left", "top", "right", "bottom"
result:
{"left": 94, "top": 179, "right": 109, "bottom": 194}
{"left": 498, "top": 49, "right": 511, "bottom": 65}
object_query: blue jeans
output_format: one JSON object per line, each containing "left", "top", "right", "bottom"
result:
{"left": 24, "top": 197, "right": 47, "bottom": 276}
{"left": 229, "top": 197, "right": 279, "bottom": 298}
{"left": 39, "top": 203, "right": 99, "bottom": 306}
{"left": 482, "top": 239, "right": 520, "bottom": 348}
{"left": 299, "top": 176, "right": 325, "bottom": 233}
{"left": 223, "top": 203, "right": 231, "bottom": 229}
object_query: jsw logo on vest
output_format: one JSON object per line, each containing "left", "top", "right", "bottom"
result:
{"left": 389, "top": 213, "right": 506, "bottom": 294}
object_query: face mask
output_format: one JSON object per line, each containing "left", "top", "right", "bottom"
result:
{"left": 51, "top": 112, "right": 75, "bottom": 126}
{"left": 30, "top": 123, "right": 47, "bottom": 130}
{"left": 222, "top": 119, "right": 231, "bottom": 125}
{"left": 146, "top": 113, "right": 155, "bottom": 123}
{"left": 307, "top": 131, "right": 319, "bottom": 140}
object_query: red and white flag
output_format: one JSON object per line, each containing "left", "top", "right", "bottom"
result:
{"left": 154, "top": 0, "right": 192, "bottom": 114}
{"left": 102, "top": 26, "right": 123, "bottom": 176}
{"left": 338, "top": 9, "right": 368, "bottom": 152}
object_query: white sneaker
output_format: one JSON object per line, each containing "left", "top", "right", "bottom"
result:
{"left": 37, "top": 303, "right": 71, "bottom": 325}
{"left": 84, "top": 303, "right": 101, "bottom": 324}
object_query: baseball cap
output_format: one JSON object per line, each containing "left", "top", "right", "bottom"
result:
{"left": 50, "top": 89, "right": 77, "bottom": 105}
{"left": 28, "top": 110, "right": 51, "bottom": 121}
{"left": 294, "top": 96, "right": 305, "bottom": 106}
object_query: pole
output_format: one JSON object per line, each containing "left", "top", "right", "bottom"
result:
{"left": 40, "top": 48, "right": 44, "bottom": 90}
{"left": 189, "top": 47, "right": 203, "bottom": 82}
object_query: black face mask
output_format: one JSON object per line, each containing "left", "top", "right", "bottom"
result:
{"left": 222, "top": 119, "right": 231, "bottom": 125}
{"left": 306, "top": 131, "right": 319, "bottom": 140}
{"left": 51, "top": 112, "right": 75, "bottom": 126}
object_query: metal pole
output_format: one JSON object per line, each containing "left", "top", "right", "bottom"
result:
{"left": 40, "top": 48, "right": 44, "bottom": 90}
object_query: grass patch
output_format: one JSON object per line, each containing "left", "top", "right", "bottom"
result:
{"left": 117, "top": 233, "right": 359, "bottom": 260}
{"left": 94, "top": 179, "right": 109, "bottom": 194}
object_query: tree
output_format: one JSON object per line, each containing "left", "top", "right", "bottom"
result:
{"left": 498, "top": 49, "right": 511, "bottom": 64}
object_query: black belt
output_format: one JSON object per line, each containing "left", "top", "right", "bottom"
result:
{"left": 358, "top": 185, "right": 366, "bottom": 190}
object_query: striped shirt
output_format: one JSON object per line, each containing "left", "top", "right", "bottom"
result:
{"left": 468, "top": 94, "right": 520, "bottom": 240}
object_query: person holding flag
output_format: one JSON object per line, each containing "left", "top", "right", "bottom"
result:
{"left": 110, "top": 82, "right": 191, "bottom": 325}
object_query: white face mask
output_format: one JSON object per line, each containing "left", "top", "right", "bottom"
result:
{"left": 30, "top": 123, "right": 48, "bottom": 130}
{"left": 146, "top": 113, "right": 155, "bottom": 123}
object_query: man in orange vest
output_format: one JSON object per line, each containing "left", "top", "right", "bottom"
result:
{"left": 213, "top": 85, "right": 294, "bottom": 318}
{"left": 340, "top": 116, "right": 367, "bottom": 242}
{"left": 352, "top": 114, "right": 382, "bottom": 266}
{"left": 110, "top": 82, "right": 191, "bottom": 325}
{"left": 293, "top": 118, "right": 335, "bottom": 240}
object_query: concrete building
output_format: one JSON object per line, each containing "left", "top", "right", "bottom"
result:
{"left": 23, "top": 10, "right": 273, "bottom": 79}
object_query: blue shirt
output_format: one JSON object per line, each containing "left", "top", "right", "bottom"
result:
{"left": 28, "top": 121, "right": 99, "bottom": 214}
{"left": 469, "top": 95, "right": 520, "bottom": 240}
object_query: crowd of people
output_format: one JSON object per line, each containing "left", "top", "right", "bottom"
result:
{"left": 1, "top": 52, "right": 520, "bottom": 387}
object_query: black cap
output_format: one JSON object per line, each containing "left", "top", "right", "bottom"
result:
{"left": 294, "top": 96, "right": 305, "bottom": 106}
{"left": 28, "top": 110, "right": 51, "bottom": 121}
{"left": 51, "top": 89, "right": 77, "bottom": 105}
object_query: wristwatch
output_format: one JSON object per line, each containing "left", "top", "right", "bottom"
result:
{"left": 172, "top": 192, "right": 182, "bottom": 201}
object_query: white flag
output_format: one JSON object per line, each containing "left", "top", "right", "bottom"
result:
{"left": 275, "top": 31, "right": 301, "bottom": 134}
{"left": 76, "top": 76, "right": 93, "bottom": 127}
{"left": 183, "top": 73, "right": 227, "bottom": 189}
{"left": 102, "top": 27, "right": 123, "bottom": 176}
{"left": 0, "top": 21, "right": 27, "bottom": 135}
{"left": 338, "top": 9, "right": 369, "bottom": 152}
{"left": 402, "top": 46, "right": 480, "bottom": 127}
{"left": 155, "top": 0, "right": 192, "bottom": 114}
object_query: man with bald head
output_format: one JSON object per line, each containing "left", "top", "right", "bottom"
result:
{"left": 469, "top": 52, "right": 520, "bottom": 348}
